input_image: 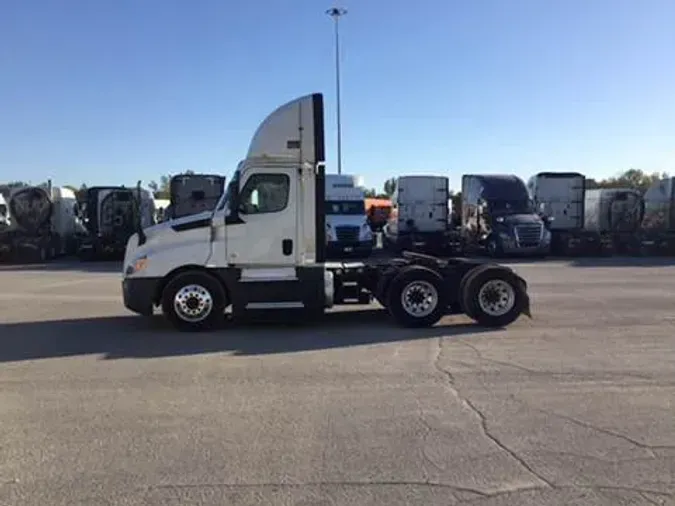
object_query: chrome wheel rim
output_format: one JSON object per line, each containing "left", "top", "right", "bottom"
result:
{"left": 400, "top": 280, "right": 438, "bottom": 318}
{"left": 173, "top": 284, "right": 213, "bottom": 322}
{"left": 478, "top": 279, "right": 515, "bottom": 317}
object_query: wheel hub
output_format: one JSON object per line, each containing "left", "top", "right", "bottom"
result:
{"left": 174, "top": 284, "right": 213, "bottom": 322}
{"left": 478, "top": 280, "right": 515, "bottom": 317}
{"left": 401, "top": 280, "right": 438, "bottom": 317}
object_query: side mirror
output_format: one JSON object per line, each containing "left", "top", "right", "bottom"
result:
{"left": 225, "top": 181, "right": 244, "bottom": 225}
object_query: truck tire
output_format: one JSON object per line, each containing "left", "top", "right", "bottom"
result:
{"left": 386, "top": 266, "right": 447, "bottom": 328}
{"left": 461, "top": 266, "right": 526, "bottom": 328}
{"left": 458, "top": 264, "right": 493, "bottom": 319}
{"left": 161, "top": 271, "right": 227, "bottom": 332}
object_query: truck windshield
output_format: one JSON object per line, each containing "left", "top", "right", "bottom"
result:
{"left": 327, "top": 200, "right": 365, "bottom": 215}
{"left": 0, "top": 204, "right": 6, "bottom": 217}
{"left": 490, "top": 199, "right": 534, "bottom": 215}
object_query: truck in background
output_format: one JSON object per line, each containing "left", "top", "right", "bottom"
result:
{"left": 461, "top": 174, "right": 551, "bottom": 257}
{"left": 528, "top": 172, "right": 603, "bottom": 255}
{"left": 153, "top": 198, "right": 171, "bottom": 223}
{"left": 0, "top": 190, "right": 9, "bottom": 231}
{"left": 325, "top": 174, "right": 373, "bottom": 258}
{"left": 382, "top": 176, "right": 451, "bottom": 254}
{"left": 640, "top": 177, "right": 675, "bottom": 255}
{"left": 365, "top": 197, "right": 392, "bottom": 232}
{"left": 0, "top": 181, "right": 81, "bottom": 262}
{"left": 77, "top": 185, "right": 155, "bottom": 260}
{"left": 584, "top": 188, "right": 643, "bottom": 254}
{"left": 166, "top": 173, "right": 226, "bottom": 221}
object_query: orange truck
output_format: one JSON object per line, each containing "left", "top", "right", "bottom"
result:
{"left": 365, "top": 198, "right": 392, "bottom": 231}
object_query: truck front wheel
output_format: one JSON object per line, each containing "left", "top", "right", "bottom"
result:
{"left": 461, "top": 267, "right": 526, "bottom": 327}
{"left": 386, "top": 266, "right": 447, "bottom": 328}
{"left": 161, "top": 271, "right": 227, "bottom": 332}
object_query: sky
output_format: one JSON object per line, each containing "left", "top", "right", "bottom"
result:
{"left": 1, "top": 0, "right": 674, "bottom": 193}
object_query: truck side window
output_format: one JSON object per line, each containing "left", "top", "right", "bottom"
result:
{"left": 239, "top": 173, "right": 290, "bottom": 214}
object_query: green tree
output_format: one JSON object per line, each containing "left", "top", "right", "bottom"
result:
{"left": 593, "top": 169, "right": 668, "bottom": 194}
{"left": 383, "top": 178, "right": 396, "bottom": 197}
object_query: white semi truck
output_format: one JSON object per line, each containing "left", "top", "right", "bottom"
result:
{"left": 121, "top": 93, "right": 531, "bottom": 331}
{"left": 324, "top": 173, "right": 373, "bottom": 258}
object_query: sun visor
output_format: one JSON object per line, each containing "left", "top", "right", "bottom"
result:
{"left": 246, "top": 93, "right": 325, "bottom": 165}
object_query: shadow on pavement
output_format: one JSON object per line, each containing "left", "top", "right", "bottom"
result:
{"left": 0, "top": 308, "right": 499, "bottom": 363}
{"left": 568, "top": 256, "right": 675, "bottom": 268}
{"left": 0, "top": 260, "right": 122, "bottom": 273}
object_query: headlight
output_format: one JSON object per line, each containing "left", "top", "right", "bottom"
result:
{"left": 125, "top": 255, "right": 148, "bottom": 276}
{"left": 495, "top": 216, "right": 505, "bottom": 223}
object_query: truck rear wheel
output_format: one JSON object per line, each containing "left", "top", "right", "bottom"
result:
{"left": 161, "top": 271, "right": 226, "bottom": 332}
{"left": 461, "top": 266, "right": 525, "bottom": 327}
{"left": 386, "top": 266, "right": 447, "bottom": 328}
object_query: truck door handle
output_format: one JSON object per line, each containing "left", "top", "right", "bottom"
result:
{"left": 282, "top": 239, "right": 293, "bottom": 256}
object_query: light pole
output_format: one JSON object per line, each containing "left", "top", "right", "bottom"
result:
{"left": 326, "top": 6, "right": 347, "bottom": 175}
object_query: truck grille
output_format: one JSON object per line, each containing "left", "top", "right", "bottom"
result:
{"left": 515, "top": 224, "right": 542, "bottom": 248}
{"left": 335, "top": 225, "right": 360, "bottom": 243}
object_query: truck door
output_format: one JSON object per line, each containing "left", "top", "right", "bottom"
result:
{"left": 226, "top": 169, "right": 298, "bottom": 266}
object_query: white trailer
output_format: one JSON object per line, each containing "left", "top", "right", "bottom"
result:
{"left": 121, "top": 93, "right": 531, "bottom": 332}
{"left": 383, "top": 176, "right": 451, "bottom": 254}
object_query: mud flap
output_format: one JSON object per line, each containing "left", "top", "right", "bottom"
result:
{"left": 522, "top": 295, "right": 532, "bottom": 318}
{"left": 518, "top": 278, "right": 532, "bottom": 318}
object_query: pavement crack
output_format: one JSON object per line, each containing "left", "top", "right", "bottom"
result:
{"left": 459, "top": 341, "right": 653, "bottom": 381}
{"left": 534, "top": 407, "right": 659, "bottom": 457}
{"left": 434, "top": 338, "right": 554, "bottom": 489}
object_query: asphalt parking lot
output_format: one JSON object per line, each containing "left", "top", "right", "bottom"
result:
{"left": 1, "top": 258, "right": 674, "bottom": 506}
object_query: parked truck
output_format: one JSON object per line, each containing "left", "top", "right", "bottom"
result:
{"left": 639, "top": 177, "right": 675, "bottom": 255}
{"left": 325, "top": 174, "right": 373, "bottom": 258}
{"left": 0, "top": 182, "right": 80, "bottom": 262}
{"left": 121, "top": 93, "right": 531, "bottom": 332}
{"left": 528, "top": 172, "right": 602, "bottom": 255}
{"left": 382, "top": 176, "right": 451, "bottom": 254}
{"left": 77, "top": 185, "right": 155, "bottom": 260}
{"left": 165, "top": 173, "right": 226, "bottom": 221}
{"left": 584, "top": 188, "right": 643, "bottom": 254}
{"left": 365, "top": 197, "right": 392, "bottom": 232}
{"left": 461, "top": 174, "right": 551, "bottom": 257}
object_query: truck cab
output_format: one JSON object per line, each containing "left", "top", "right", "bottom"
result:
{"left": 462, "top": 174, "right": 551, "bottom": 257}
{"left": 122, "top": 93, "right": 532, "bottom": 332}
{"left": 324, "top": 174, "right": 373, "bottom": 258}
